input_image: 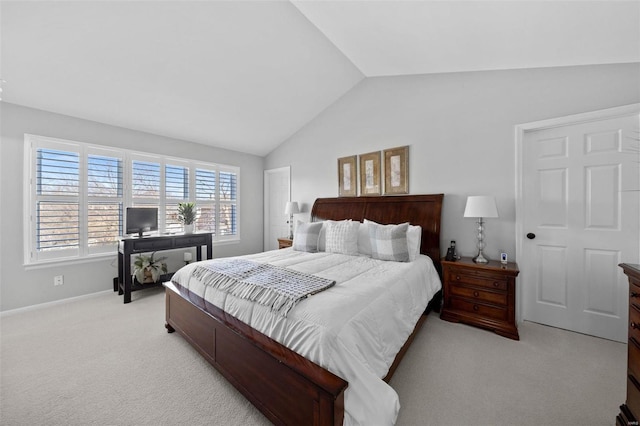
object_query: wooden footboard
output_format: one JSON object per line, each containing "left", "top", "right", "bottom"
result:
{"left": 165, "top": 282, "right": 347, "bottom": 426}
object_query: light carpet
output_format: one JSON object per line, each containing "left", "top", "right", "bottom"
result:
{"left": 0, "top": 287, "right": 626, "bottom": 425}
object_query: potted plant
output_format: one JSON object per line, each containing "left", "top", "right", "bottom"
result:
{"left": 132, "top": 252, "right": 168, "bottom": 284}
{"left": 177, "top": 202, "right": 196, "bottom": 234}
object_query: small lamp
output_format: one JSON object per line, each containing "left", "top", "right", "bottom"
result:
{"left": 464, "top": 196, "right": 499, "bottom": 264}
{"left": 284, "top": 201, "right": 299, "bottom": 239}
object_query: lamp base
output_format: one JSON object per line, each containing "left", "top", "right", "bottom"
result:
{"left": 473, "top": 251, "right": 489, "bottom": 264}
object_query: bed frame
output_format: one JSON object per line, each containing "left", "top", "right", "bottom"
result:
{"left": 165, "top": 194, "right": 444, "bottom": 425}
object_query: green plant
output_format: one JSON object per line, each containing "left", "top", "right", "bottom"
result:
{"left": 177, "top": 202, "right": 196, "bottom": 225}
{"left": 132, "top": 252, "right": 168, "bottom": 284}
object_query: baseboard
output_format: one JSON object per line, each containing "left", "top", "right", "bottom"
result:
{"left": 0, "top": 290, "right": 112, "bottom": 317}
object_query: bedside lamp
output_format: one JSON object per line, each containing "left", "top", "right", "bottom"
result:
{"left": 464, "top": 196, "right": 499, "bottom": 263}
{"left": 284, "top": 201, "right": 299, "bottom": 239}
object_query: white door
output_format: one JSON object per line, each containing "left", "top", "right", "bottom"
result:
{"left": 264, "top": 167, "right": 290, "bottom": 252}
{"left": 519, "top": 109, "right": 639, "bottom": 342}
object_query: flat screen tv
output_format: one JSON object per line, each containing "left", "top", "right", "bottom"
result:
{"left": 126, "top": 207, "right": 158, "bottom": 238}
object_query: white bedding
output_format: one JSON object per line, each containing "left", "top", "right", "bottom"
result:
{"left": 171, "top": 248, "right": 442, "bottom": 425}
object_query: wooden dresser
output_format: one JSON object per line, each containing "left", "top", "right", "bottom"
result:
{"left": 440, "top": 257, "right": 520, "bottom": 340}
{"left": 618, "top": 263, "right": 640, "bottom": 426}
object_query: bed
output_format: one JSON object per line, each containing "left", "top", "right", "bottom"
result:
{"left": 164, "top": 194, "right": 444, "bottom": 425}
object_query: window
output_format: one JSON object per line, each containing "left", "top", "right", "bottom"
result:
{"left": 25, "top": 134, "right": 240, "bottom": 264}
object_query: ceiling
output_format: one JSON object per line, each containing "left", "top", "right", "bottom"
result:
{"left": 2, "top": 1, "right": 638, "bottom": 157}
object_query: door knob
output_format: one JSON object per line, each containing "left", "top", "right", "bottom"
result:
{"left": 526, "top": 233, "right": 536, "bottom": 240}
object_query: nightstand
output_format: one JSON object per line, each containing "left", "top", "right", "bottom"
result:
{"left": 440, "top": 257, "right": 520, "bottom": 340}
{"left": 277, "top": 237, "right": 293, "bottom": 249}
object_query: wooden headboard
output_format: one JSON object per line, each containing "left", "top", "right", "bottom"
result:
{"left": 310, "top": 194, "right": 444, "bottom": 274}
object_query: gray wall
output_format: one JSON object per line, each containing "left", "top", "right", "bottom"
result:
{"left": 0, "top": 103, "right": 264, "bottom": 311}
{"left": 265, "top": 63, "right": 640, "bottom": 261}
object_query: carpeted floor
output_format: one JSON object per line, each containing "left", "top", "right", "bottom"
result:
{"left": 0, "top": 287, "right": 626, "bottom": 425}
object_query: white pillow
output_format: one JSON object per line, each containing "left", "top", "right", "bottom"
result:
{"left": 407, "top": 225, "right": 422, "bottom": 261}
{"left": 324, "top": 220, "right": 359, "bottom": 255}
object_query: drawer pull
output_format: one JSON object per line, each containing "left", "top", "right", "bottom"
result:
{"left": 493, "top": 282, "right": 499, "bottom": 287}
{"left": 473, "top": 305, "right": 479, "bottom": 311}
{"left": 473, "top": 291, "right": 479, "bottom": 298}
{"left": 632, "top": 322, "right": 639, "bottom": 330}
{"left": 632, "top": 292, "right": 640, "bottom": 298}
{"left": 456, "top": 276, "right": 461, "bottom": 281}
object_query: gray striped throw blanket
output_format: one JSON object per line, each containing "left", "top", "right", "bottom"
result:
{"left": 190, "top": 259, "right": 335, "bottom": 317}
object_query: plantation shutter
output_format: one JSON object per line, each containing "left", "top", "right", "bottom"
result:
{"left": 36, "top": 148, "right": 80, "bottom": 254}
{"left": 219, "top": 170, "right": 237, "bottom": 236}
{"left": 194, "top": 167, "right": 215, "bottom": 234}
{"left": 165, "top": 164, "right": 189, "bottom": 233}
{"left": 87, "top": 153, "right": 123, "bottom": 251}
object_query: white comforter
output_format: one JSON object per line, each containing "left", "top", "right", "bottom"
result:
{"left": 171, "top": 249, "right": 442, "bottom": 425}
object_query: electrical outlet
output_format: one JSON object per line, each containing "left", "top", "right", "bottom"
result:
{"left": 54, "top": 275, "right": 64, "bottom": 286}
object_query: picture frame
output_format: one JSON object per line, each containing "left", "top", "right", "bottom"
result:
{"left": 359, "top": 151, "right": 381, "bottom": 196}
{"left": 383, "top": 146, "right": 409, "bottom": 195}
{"left": 337, "top": 155, "right": 357, "bottom": 197}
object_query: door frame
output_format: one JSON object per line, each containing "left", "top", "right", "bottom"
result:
{"left": 514, "top": 103, "right": 640, "bottom": 323}
{"left": 263, "top": 166, "right": 291, "bottom": 252}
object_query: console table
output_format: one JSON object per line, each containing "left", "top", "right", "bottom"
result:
{"left": 116, "top": 233, "right": 213, "bottom": 303}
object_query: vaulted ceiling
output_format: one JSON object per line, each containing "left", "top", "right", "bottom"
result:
{"left": 2, "top": 1, "right": 638, "bottom": 156}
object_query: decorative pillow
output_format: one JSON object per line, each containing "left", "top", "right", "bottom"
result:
{"left": 325, "top": 220, "right": 359, "bottom": 255}
{"left": 292, "top": 221, "right": 323, "bottom": 253}
{"left": 367, "top": 221, "right": 410, "bottom": 262}
{"left": 357, "top": 221, "right": 372, "bottom": 257}
{"left": 317, "top": 220, "right": 336, "bottom": 252}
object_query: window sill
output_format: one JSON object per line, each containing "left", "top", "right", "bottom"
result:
{"left": 23, "top": 238, "right": 242, "bottom": 270}
{"left": 24, "top": 252, "right": 116, "bottom": 271}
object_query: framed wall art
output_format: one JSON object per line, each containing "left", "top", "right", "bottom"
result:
{"left": 359, "top": 151, "right": 381, "bottom": 196}
{"left": 337, "top": 155, "right": 357, "bottom": 197}
{"left": 383, "top": 146, "right": 409, "bottom": 195}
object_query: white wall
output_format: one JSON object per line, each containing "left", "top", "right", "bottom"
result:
{"left": 0, "top": 103, "right": 264, "bottom": 311}
{"left": 265, "top": 63, "right": 640, "bottom": 261}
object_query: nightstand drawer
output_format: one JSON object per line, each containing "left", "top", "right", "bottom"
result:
{"left": 628, "top": 375, "right": 640, "bottom": 420}
{"left": 629, "top": 337, "right": 640, "bottom": 380}
{"left": 449, "top": 284, "right": 507, "bottom": 306}
{"left": 630, "top": 303, "right": 640, "bottom": 342}
{"left": 447, "top": 269, "right": 508, "bottom": 291}
{"left": 449, "top": 297, "right": 507, "bottom": 322}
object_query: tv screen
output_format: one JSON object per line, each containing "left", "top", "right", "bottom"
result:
{"left": 126, "top": 207, "right": 158, "bottom": 237}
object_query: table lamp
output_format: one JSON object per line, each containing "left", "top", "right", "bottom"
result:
{"left": 464, "top": 195, "right": 499, "bottom": 263}
{"left": 284, "top": 201, "right": 299, "bottom": 239}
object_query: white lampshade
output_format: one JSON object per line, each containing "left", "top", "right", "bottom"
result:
{"left": 284, "top": 201, "right": 299, "bottom": 215}
{"left": 464, "top": 196, "right": 499, "bottom": 218}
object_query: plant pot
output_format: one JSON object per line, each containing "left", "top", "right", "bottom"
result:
{"left": 184, "top": 224, "right": 194, "bottom": 234}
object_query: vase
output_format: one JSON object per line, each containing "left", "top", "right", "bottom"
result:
{"left": 184, "top": 224, "right": 194, "bottom": 234}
